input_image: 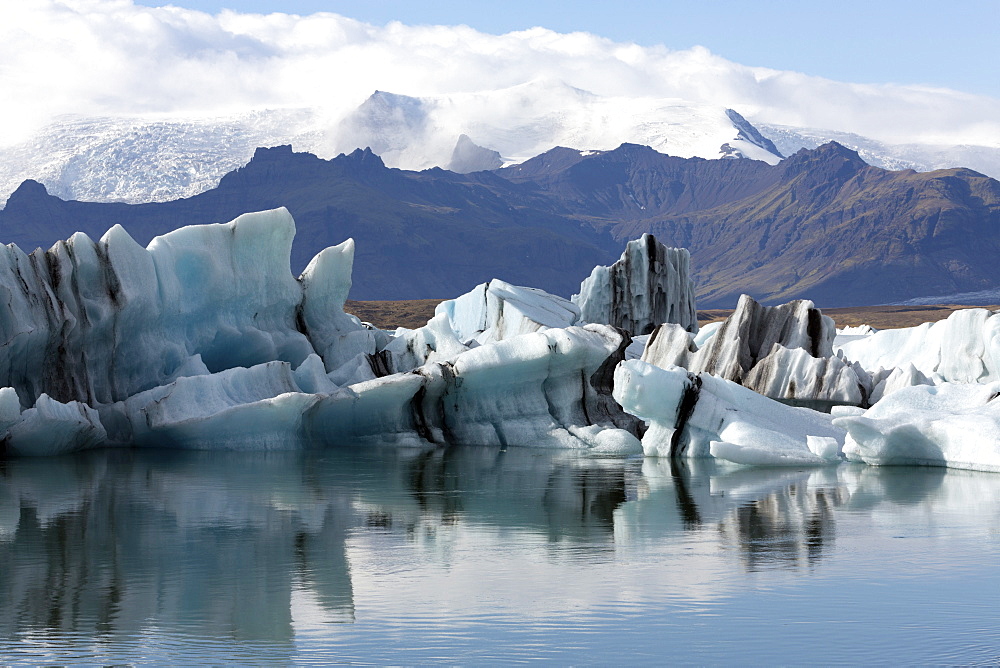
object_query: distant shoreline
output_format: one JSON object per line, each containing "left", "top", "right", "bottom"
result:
{"left": 345, "top": 299, "right": 1000, "bottom": 331}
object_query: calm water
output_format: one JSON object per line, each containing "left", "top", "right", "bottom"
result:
{"left": 1, "top": 446, "right": 998, "bottom": 665}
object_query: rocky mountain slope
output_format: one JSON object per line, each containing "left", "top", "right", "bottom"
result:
{"left": 1, "top": 142, "right": 997, "bottom": 307}
{"left": 0, "top": 146, "right": 616, "bottom": 300}
{"left": 622, "top": 143, "right": 1000, "bottom": 306}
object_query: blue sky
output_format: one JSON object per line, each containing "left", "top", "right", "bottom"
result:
{"left": 132, "top": 0, "right": 1000, "bottom": 97}
{"left": 3, "top": 0, "right": 997, "bottom": 149}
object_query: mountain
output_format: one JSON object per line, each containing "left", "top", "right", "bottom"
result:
{"left": 497, "top": 143, "right": 782, "bottom": 219}
{"left": 6, "top": 81, "right": 998, "bottom": 213}
{"left": 0, "top": 110, "right": 331, "bottom": 207}
{"left": 0, "top": 82, "right": 782, "bottom": 207}
{"left": 620, "top": 143, "right": 1000, "bottom": 306}
{"left": 1, "top": 142, "right": 998, "bottom": 308}
{"left": 759, "top": 123, "right": 1000, "bottom": 182}
{"left": 0, "top": 146, "right": 617, "bottom": 300}
{"left": 334, "top": 85, "right": 784, "bottom": 170}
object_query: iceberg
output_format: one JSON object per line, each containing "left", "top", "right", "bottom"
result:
{"left": 572, "top": 233, "right": 698, "bottom": 335}
{"left": 834, "top": 382, "right": 1000, "bottom": 472}
{"left": 436, "top": 279, "right": 581, "bottom": 345}
{"left": 0, "top": 209, "right": 316, "bottom": 409}
{"left": 307, "top": 325, "right": 642, "bottom": 453}
{"left": 613, "top": 360, "right": 844, "bottom": 464}
{"left": 642, "top": 295, "right": 868, "bottom": 405}
{"left": 0, "top": 208, "right": 640, "bottom": 456}
{"left": 836, "top": 308, "right": 1000, "bottom": 391}
{"left": 5, "top": 206, "right": 1000, "bottom": 474}
{"left": 4, "top": 394, "right": 106, "bottom": 457}
{"left": 833, "top": 323, "right": 877, "bottom": 346}
{"left": 359, "top": 279, "right": 585, "bottom": 380}
{"left": 298, "top": 239, "right": 380, "bottom": 373}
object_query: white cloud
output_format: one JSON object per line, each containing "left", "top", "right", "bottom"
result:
{"left": 2, "top": 0, "right": 999, "bottom": 149}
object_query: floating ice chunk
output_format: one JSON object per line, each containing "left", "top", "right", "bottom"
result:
{"left": 298, "top": 239, "right": 377, "bottom": 372}
{"left": 830, "top": 405, "right": 866, "bottom": 418}
{"left": 834, "top": 324, "right": 877, "bottom": 346}
{"left": 4, "top": 394, "right": 107, "bottom": 456}
{"left": 325, "top": 352, "right": 382, "bottom": 387}
{"left": 436, "top": 279, "right": 580, "bottom": 345}
{"left": 837, "top": 308, "right": 1000, "bottom": 387}
{"left": 641, "top": 295, "right": 865, "bottom": 404}
{"left": 0, "top": 208, "right": 653, "bottom": 457}
{"left": 114, "top": 361, "right": 319, "bottom": 449}
{"left": 709, "top": 438, "right": 839, "bottom": 467}
{"left": 692, "top": 320, "right": 722, "bottom": 348}
{"left": 837, "top": 324, "right": 877, "bottom": 335}
{"left": 572, "top": 233, "right": 698, "bottom": 335}
{"left": 644, "top": 295, "right": 837, "bottom": 378}
{"left": 641, "top": 323, "right": 699, "bottom": 369}
{"left": 0, "top": 208, "right": 332, "bottom": 411}
{"left": 868, "top": 363, "right": 934, "bottom": 404}
{"left": 309, "top": 325, "right": 641, "bottom": 452}
{"left": 834, "top": 382, "right": 1000, "bottom": 472}
{"left": 613, "top": 360, "right": 844, "bottom": 465}
{"left": 806, "top": 435, "right": 842, "bottom": 460}
{"left": 293, "top": 354, "right": 340, "bottom": 395}
{"left": 148, "top": 209, "right": 317, "bottom": 372}
{"left": 382, "top": 312, "right": 470, "bottom": 374}
{"left": 743, "top": 344, "right": 867, "bottom": 405}
{"left": 567, "top": 424, "right": 642, "bottom": 454}
{"left": 0, "top": 387, "right": 21, "bottom": 433}
{"left": 378, "top": 277, "right": 589, "bottom": 387}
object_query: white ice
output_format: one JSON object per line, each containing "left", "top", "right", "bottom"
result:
{"left": 435, "top": 279, "right": 581, "bottom": 345}
{"left": 836, "top": 308, "right": 1000, "bottom": 386}
{"left": 0, "top": 209, "right": 639, "bottom": 456}
{"left": 641, "top": 295, "right": 867, "bottom": 404}
{"left": 834, "top": 381, "right": 1000, "bottom": 472}
{"left": 5, "top": 207, "right": 1000, "bottom": 474}
{"left": 613, "top": 360, "right": 844, "bottom": 465}
{"left": 572, "top": 233, "right": 698, "bottom": 336}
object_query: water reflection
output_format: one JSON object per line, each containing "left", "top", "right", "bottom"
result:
{"left": 0, "top": 445, "right": 997, "bottom": 653}
{"left": 398, "top": 447, "right": 631, "bottom": 542}
{"left": 718, "top": 479, "right": 845, "bottom": 571}
{"left": 0, "top": 450, "right": 356, "bottom": 647}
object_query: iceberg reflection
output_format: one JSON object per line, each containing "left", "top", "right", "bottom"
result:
{"left": 0, "top": 447, "right": 996, "bottom": 647}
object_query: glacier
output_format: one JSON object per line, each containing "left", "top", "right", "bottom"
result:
{"left": 4, "top": 206, "right": 1000, "bottom": 475}
{"left": 0, "top": 88, "right": 784, "bottom": 207}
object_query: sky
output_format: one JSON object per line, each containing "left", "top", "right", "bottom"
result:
{"left": 2, "top": 0, "right": 998, "bottom": 148}
{"left": 130, "top": 0, "right": 1000, "bottom": 98}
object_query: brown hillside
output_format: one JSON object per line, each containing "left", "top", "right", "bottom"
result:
{"left": 348, "top": 299, "right": 997, "bottom": 331}
{"left": 617, "top": 143, "right": 1000, "bottom": 308}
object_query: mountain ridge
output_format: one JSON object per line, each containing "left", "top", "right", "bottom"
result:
{"left": 2, "top": 142, "right": 998, "bottom": 308}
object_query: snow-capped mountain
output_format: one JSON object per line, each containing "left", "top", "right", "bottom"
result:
{"left": 0, "top": 109, "right": 332, "bottom": 206}
{"left": 4, "top": 2, "right": 999, "bottom": 208}
{"left": 758, "top": 123, "right": 1000, "bottom": 179}
{"left": 336, "top": 81, "right": 784, "bottom": 171}
{"left": 3, "top": 77, "right": 999, "bottom": 209}
{"left": 0, "top": 81, "right": 783, "bottom": 206}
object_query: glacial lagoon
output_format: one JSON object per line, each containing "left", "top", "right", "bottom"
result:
{"left": 1, "top": 446, "right": 998, "bottom": 665}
